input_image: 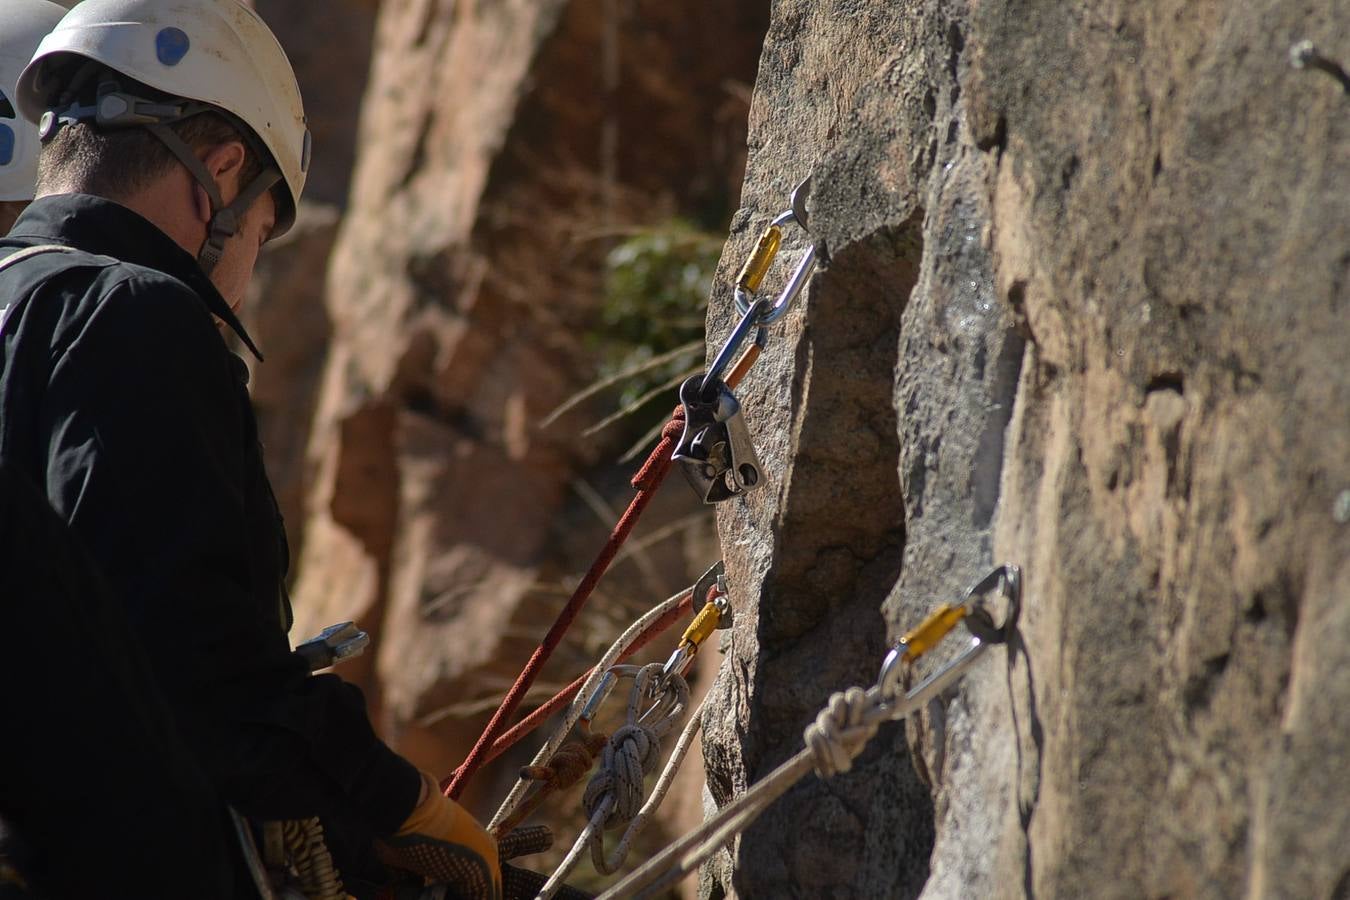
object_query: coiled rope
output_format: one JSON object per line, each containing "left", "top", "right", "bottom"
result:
{"left": 283, "top": 817, "right": 344, "bottom": 900}
{"left": 539, "top": 667, "right": 700, "bottom": 899}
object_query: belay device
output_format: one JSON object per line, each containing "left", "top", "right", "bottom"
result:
{"left": 673, "top": 176, "right": 818, "bottom": 504}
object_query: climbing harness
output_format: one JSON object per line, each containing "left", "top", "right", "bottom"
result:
{"left": 588, "top": 564, "right": 1022, "bottom": 900}
{"left": 673, "top": 177, "right": 817, "bottom": 504}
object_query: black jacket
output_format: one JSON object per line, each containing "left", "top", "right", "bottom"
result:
{"left": 0, "top": 464, "right": 247, "bottom": 899}
{"left": 0, "top": 196, "right": 420, "bottom": 862}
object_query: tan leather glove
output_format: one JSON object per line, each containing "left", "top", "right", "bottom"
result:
{"left": 376, "top": 772, "right": 502, "bottom": 900}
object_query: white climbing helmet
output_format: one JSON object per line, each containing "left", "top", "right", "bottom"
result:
{"left": 16, "top": 0, "right": 311, "bottom": 243}
{"left": 0, "top": 0, "right": 69, "bottom": 202}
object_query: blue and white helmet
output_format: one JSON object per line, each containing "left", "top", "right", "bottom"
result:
{"left": 0, "top": 0, "right": 68, "bottom": 202}
{"left": 16, "top": 0, "right": 311, "bottom": 239}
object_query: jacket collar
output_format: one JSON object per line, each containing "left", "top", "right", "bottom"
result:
{"left": 6, "top": 193, "right": 263, "bottom": 360}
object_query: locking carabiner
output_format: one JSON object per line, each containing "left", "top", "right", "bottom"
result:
{"left": 732, "top": 175, "right": 817, "bottom": 327}
{"left": 877, "top": 564, "right": 1022, "bottom": 704}
{"left": 657, "top": 576, "right": 731, "bottom": 687}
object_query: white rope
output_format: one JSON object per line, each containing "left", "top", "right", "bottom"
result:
{"left": 586, "top": 667, "right": 692, "bottom": 874}
{"left": 488, "top": 587, "right": 692, "bottom": 832}
{"left": 584, "top": 666, "right": 689, "bottom": 833}
{"left": 593, "top": 693, "right": 707, "bottom": 874}
{"left": 803, "top": 686, "right": 877, "bottom": 777}
{"left": 538, "top": 669, "right": 702, "bottom": 899}
{"left": 596, "top": 636, "right": 993, "bottom": 899}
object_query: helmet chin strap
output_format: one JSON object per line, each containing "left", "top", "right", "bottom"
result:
{"left": 145, "top": 123, "right": 280, "bottom": 276}
{"left": 40, "top": 84, "right": 282, "bottom": 276}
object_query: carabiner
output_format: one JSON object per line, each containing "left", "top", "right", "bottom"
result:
{"left": 657, "top": 585, "right": 730, "bottom": 687}
{"left": 578, "top": 665, "right": 642, "bottom": 726}
{"left": 701, "top": 298, "right": 769, "bottom": 394}
{"left": 733, "top": 176, "right": 817, "bottom": 327}
{"left": 877, "top": 564, "right": 1023, "bottom": 702}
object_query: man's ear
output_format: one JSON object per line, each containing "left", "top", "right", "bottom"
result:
{"left": 200, "top": 140, "right": 249, "bottom": 206}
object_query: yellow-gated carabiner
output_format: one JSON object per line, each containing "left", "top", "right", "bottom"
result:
{"left": 659, "top": 591, "right": 729, "bottom": 684}
{"left": 736, "top": 225, "right": 784, "bottom": 295}
{"left": 732, "top": 175, "right": 817, "bottom": 327}
{"left": 701, "top": 177, "right": 817, "bottom": 391}
{"left": 879, "top": 564, "right": 1022, "bottom": 704}
{"left": 896, "top": 603, "right": 970, "bottom": 664}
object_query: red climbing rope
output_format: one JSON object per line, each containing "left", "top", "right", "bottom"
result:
{"left": 439, "top": 587, "right": 695, "bottom": 792}
{"left": 444, "top": 407, "right": 687, "bottom": 799}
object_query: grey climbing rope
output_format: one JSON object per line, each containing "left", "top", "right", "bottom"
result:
{"left": 595, "top": 564, "right": 1022, "bottom": 900}
{"left": 538, "top": 665, "right": 694, "bottom": 898}
{"left": 488, "top": 587, "right": 694, "bottom": 833}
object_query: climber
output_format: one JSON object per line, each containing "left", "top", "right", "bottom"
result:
{"left": 0, "top": 0, "right": 66, "bottom": 234}
{"left": 1, "top": 7, "right": 244, "bottom": 897}
{"left": 0, "top": 1, "right": 500, "bottom": 896}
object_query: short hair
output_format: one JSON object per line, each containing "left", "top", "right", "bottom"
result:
{"left": 34, "top": 61, "right": 265, "bottom": 200}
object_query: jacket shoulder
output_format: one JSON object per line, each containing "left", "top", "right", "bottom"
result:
{"left": 83, "top": 260, "right": 223, "bottom": 339}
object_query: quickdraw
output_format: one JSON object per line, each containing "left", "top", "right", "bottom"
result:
{"left": 673, "top": 176, "right": 817, "bottom": 504}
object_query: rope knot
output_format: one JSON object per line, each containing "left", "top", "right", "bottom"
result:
{"left": 526, "top": 731, "right": 606, "bottom": 792}
{"left": 581, "top": 664, "right": 690, "bottom": 832}
{"left": 804, "top": 686, "right": 877, "bottom": 778}
{"left": 583, "top": 722, "right": 663, "bottom": 829}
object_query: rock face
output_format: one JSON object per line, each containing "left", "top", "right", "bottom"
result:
{"left": 699, "top": 1, "right": 1349, "bottom": 898}
{"left": 238, "top": 0, "right": 1347, "bottom": 893}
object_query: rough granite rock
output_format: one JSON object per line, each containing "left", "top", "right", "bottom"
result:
{"left": 700, "top": 0, "right": 1349, "bottom": 898}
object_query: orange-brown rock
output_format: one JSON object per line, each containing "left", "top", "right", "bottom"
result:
{"left": 284, "top": 0, "right": 768, "bottom": 823}
{"left": 697, "top": 1, "right": 1349, "bottom": 898}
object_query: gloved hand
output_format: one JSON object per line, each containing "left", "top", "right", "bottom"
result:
{"left": 494, "top": 827, "right": 593, "bottom": 900}
{"left": 375, "top": 772, "right": 502, "bottom": 900}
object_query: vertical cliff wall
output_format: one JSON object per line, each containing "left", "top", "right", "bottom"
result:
{"left": 238, "top": 0, "right": 1347, "bottom": 892}
{"left": 699, "top": 1, "right": 1349, "bottom": 898}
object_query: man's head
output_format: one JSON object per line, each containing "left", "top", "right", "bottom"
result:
{"left": 0, "top": 0, "right": 69, "bottom": 233}
{"left": 16, "top": 0, "right": 310, "bottom": 306}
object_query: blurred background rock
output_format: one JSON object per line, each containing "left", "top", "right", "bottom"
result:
{"left": 232, "top": 1, "right": 770, "bottom": 889}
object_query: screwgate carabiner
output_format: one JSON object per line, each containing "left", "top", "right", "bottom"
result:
{"left": 878, "top": 564, "right": 1022, "bottom": 705}
{"left": 733, "top": 175, "right": 817, "bottom": 327}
